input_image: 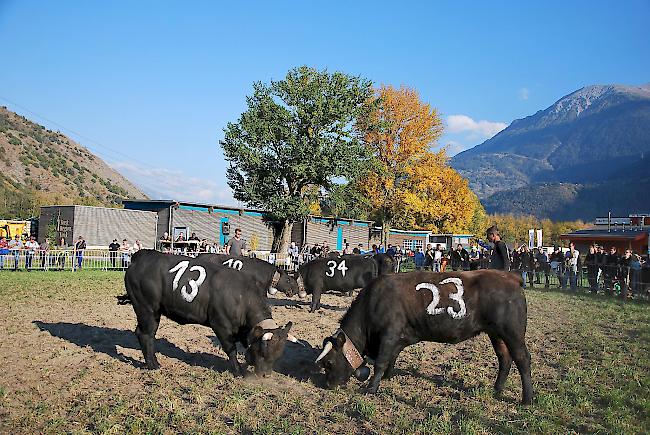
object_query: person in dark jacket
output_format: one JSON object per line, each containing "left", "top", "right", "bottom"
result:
{"left": 535, "top": 248, "right": 550, "bottom": 288}
{"left": 585, "top": 245, "right": 598, "bottom": 293}
{"left": 450, "top": 244, "right": 469, "bottom": 271}
{"left": 604, "top": 246, "right": 620, "bottom": 296}
{"left": 519, "top": 245, "right": 534, "bottom": 288}
{"left": 486, "top": 226, "right": 510, "bottom": 271}
{"left": 595, "top": 245, "right": 607, "bottom": 290}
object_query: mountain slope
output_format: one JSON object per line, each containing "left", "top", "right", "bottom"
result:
{"left": 451, "top": 83, "right": 650, "bottom": 219}
{"left": 0, "top": 106, "right": 146, "bottom": 218}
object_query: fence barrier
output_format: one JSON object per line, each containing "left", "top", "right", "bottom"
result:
{"left": 1, "top": 249, "right": 648, "bottom": 297}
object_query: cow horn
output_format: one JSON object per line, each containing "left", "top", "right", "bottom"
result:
{"left": 315, "top": 341, "right": 333, "bottom": 362}
{"left": 268, "top": 287, "right": 278, "bottom": 295}
{"left": 262, "top": 332, "right": 274, "bottom": 341}
{"left": 287, "top": 333, "right": 304, "bottom": 346}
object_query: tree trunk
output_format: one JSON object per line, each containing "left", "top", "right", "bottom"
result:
{"left": 271, "top": 220, "right": 293, "bottom": 254}
{"left": 382, "top": 221, "right": 390, "bottom": 248}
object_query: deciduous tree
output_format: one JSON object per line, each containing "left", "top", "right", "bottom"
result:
{"left": 220, "top": 66, "right": 375, "bottom": 252}
{"left": 356, "top": 85, "right": 484, "bottom": 240}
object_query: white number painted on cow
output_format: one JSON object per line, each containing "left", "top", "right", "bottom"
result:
{"left": 169, "top": 261, "right": 207, "bottom": 303}
{"left": 222, "top": 258, "right": 243, "bottom": 271}
{"left": 415, "top": 277, "right": 467, "bottom": 319}
{"left": 325, "top": 260, "right": 348, "bottom": 277}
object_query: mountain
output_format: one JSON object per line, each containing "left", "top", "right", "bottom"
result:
{"left": 0, "top": 106, "right": 146, "bottom": 218}
{"left": 451, "top": 83, "right": 650, "bottom": 220}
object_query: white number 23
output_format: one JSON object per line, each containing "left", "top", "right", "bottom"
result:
{"left": 415, "top": 277, "right": 467, "bottom": 319}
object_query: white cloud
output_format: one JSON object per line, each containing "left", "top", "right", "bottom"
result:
{"left": 110, "top": 162, "right": 235, "bottom": 205}
{"left": 446, "top": 114, "right": 507, "bottom": 139}
{"left": 518, "top": 87, "right": 530, "bottom": 100}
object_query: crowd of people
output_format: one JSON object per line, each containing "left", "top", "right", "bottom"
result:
{"left": 0, "top": 234, "right": 146, "bottom": 271}
{"left": 2, "top": 225, "right": 648, "bottom": 299}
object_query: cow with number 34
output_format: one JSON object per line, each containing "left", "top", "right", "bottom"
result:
{"left": 296, "top": 256, "right": 385, "bottom": 312}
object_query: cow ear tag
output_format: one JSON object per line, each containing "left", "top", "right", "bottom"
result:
{"left": 354, "top": 366, "right": 370, "bottom": 381}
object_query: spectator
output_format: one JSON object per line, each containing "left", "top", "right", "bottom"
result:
{"left": 451, "top": 244, "right": 469, "bottom": 271}
{"left": 520, "top": 245, "right": 535, "bottom": 288}
{"left": 352, "top": 244, "right": 361, "bottom": 255}
{"left": 343, "top": 242, "right": 353, "bottom": 255}
{"left": 25, "top": 236, "right": 39, "bottom": 271}
{"left": 536, "top": 248, "right": 550, "bottom": 288}
{"left": 109, "top": 239, "right": 120, "bottom": 269}
{"left": 74, "top": 236, "right": 86, "bottom": 270}
{"left": 56, "top": 237, "right": 67, "bottom": 270}
{"left": 604, "top": 246, "right": 620, "bottom": 296}
{"left": 39, "top": 238, "right": 51, "bottom": 270}
{"left": 486, "top": 226, "right": 510, "bottom": 271}
{"left": 627, "top": 250, "right": 642, "bottom": 297}
{"left": 8, "top": 235, "right": 23, "bottom": 270}
{"left": 414, "top": 247, "right": 425, "bottom": 270}
{"left": 595, "top": 245, "right": 607, "bottom": 288}
{"left": 225, "top": 228, "right": 246, "bottom": 256}
{"left": 175, "top": 232, "right": 186, "bottom": 243}
{"left": 564, "top": 242, "right": 580, "bottom": 291}
{"left": 386, "top": 244, "right": 396, "bottom": 257}
{"left": 585, "top": 245, "right": 598, "bottom": 293}
{"left": 133, "top": 239, "right": 143, "bottom": 253}
{"left": 0, "top": 236, "right": 8, "bottom": 269}
{"left": 322, "top": 241, "right": 330, "bottom": 257}
{"left": 188, "top": 232, "right": 200, "bottom": 252}
{"left": 469, "top": 245, "right": 480, "bottom": 270}
{"left": 424, "top": 244, "right": 434, "bottom": 271}
{"left": 433, "top": 244, "right": 444, "bottom": 272}
{"left": 288, "top": 241, "right": 300, "bottom": 269}
{"left": 121, "top": 239, "right": 132, "bottom": 268}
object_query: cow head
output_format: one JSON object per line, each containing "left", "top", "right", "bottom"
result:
{"left": 316, "top": 333, "right": 370, "bottom": 389}
{"left": 245, "top": 322, "right": 296, "bottom": 376}
{"left": 272, "top": 270, "right": 299, "bottom": 297}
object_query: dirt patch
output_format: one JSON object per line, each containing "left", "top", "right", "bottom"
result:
{"left": 0, "top": 272, "right": 648, "bottom": 434}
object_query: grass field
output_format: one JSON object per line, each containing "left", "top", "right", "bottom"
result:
{"left": 0, "top": 270, "right": 648, "bottom": 434}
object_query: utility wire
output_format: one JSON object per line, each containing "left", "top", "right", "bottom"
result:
{"left": 0, "top": 95, "right": 163, "bottom": 172}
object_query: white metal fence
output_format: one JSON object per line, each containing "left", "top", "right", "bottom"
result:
{"left": 0, "top": 249, "right": 300, "bottom": 271}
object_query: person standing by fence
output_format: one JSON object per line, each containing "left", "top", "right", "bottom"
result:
{"left": 225, "top": 228, "right": 246, "bottom": 256}
{"left": 121, "top": 239, "right": 132, "bottom": 269}
{"left": 108, "top": 239, "right": 120, "bottom": 269}
{"left": 486, "top": 226, "right": 510, "bottom": 271}
{"left": 585, "top": 245, "right": 599, "bottom": 293}
{"left": 24, "top": 236, "right": 39, "bottom": 271}
{"left": 0, "top": 236, "right": 8, "bottom": 269}
{"left": 8, "top": 235, "right": 23, "bottom": 271}
{"left": 39, "top": 238, "right": 50, "bottom": 270}
{"left": 74, "top": 236, "right": 86, "bottom": 270}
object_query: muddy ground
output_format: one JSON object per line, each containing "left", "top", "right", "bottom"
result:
{"left": 0, "top": 271, "right": 648, "bottom": 434}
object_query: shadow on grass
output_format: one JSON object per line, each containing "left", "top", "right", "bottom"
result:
{"left": 33, "top": 321, "right": 321, "bottom": 383}
{"left": 269, "top": 297, "right": 348, "bottom": 312}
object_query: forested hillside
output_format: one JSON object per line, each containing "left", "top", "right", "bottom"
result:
{"left": 0, "top": 106, "right": 146, "bottom": 218}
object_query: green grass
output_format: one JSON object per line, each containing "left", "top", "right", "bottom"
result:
{"left": 0, "top": 271, "right": 648, "bottom": 434}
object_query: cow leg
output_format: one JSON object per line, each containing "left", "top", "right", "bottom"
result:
{"left": 135, "top": 313, "right": 161, "bottom": 369}
{"left": 503, "top": 337, "right": 533, "bottom": 405}
{"left": 382, "top": 346, "right": 404, "bottom": 379}
{"left": 310, "top": 288, "right": 322, "bottom": 312}
{"left": 213, "top": 329, "right": 242, "bottom": 376}
{"left": 365, "top": 334, "right": 400, "bottom": 393}
{"left": 488, "top": 334, "right": 512, "bottom": 396}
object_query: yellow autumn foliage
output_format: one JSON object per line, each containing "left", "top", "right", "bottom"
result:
{"left": 357, "top": 85, "right": 485, "bottom": 238}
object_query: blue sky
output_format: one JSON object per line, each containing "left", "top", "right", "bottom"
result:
{"left": 1, "top": 1, "right": 648, "bottom": 205}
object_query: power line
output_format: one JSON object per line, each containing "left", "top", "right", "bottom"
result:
{"left": 0, "top": 95, "right": 162, "bottom": 171}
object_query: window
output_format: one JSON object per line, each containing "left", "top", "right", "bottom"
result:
{"left": 403, "top": 239, "right": 423, "bottom": 251}
{"left": 402, "top": 240, "right": 412, "bottom": 251}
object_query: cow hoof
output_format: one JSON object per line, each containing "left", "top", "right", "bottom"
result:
{"left": 145, "top": 362, "right": 160, "bottom": 370}
{"left": 362, "top": 385, "right": 379, "bottom": 395}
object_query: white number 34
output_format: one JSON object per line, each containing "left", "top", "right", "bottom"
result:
{"left": 169, "top": 261, "right": 206, "bottom": 303}
{"left": 416, "top": 277, "right": 467, "bottom": 319}
{"left": 325, "top": 260, "right": 348, "bottom": 277}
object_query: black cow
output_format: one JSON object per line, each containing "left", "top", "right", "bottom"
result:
{"left": 297, "top": 256, "right": 380, "bottom": 312}
{"left": 197, "top": 253, "right": 299, "bottom": 298}
{"left": 124, "top": 250, "right": 298, "bottom": 376}
{"left": 315, "top": 269, "right": 533, "bottom": 405}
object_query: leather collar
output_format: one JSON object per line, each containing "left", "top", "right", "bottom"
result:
{"left": 334, "top": 329, "right": 364, "bottom": 370}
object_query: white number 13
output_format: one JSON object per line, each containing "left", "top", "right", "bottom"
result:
{"left": 169, "top": 260, "right": 206, "bottom": 303}
{"left": 326, "top": 260, "right": 348, "bottom": 277}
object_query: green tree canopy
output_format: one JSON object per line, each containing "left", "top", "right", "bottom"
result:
{"left": 220, "top": 66, "right": 375, "bottom": 251}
